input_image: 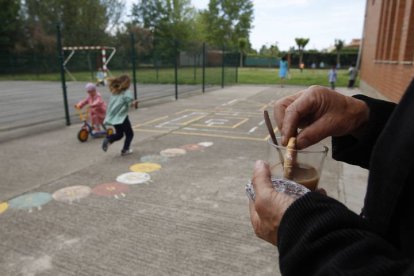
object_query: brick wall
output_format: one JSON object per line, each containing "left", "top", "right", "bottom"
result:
{"left": 360, "top": 0, "right": 414, "bottom": 102}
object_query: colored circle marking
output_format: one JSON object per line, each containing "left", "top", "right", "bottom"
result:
{"left": 160, "top": 148, "right": 186, "bottom": 157}
{"left": 0, "top": 202, "right": 8, "bottom": 214}
{"left": 52, "top": 186, "right": 91, "bottom": 204}
{"left": 9, "top": 192, "right": 52, "bottom": 210}
{"left": 198, "top": 142, "right": 214, "bottom": 147}
{"left": 130, "top": 163, "right": 161, "bottom": 173}
{"left": 180, "top": 144, "right": 204, "bottom": 151}
{"left": 92, "top": 182, "right": 130, "bottom": 198}
{"left": 116, "top": 172, "right": 151, "bottom": 185}
{"left": 140, "top": 155, "right": 169, "bottom": 163}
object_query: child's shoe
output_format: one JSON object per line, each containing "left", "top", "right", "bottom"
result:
{"left": 121, "top": 149, "right": 133, "bottom": 156}
{"left": 102, "top": 138, "right": 109, "bottom": 152}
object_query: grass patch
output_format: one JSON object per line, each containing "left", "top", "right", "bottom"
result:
{"left": 0, "top": 67, "right": 357, "bottom": 87}
{"left": 237, "top": 68, "right": 357, "bottom": 87}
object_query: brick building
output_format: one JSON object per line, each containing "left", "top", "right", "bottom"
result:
{"left": 359, "top": 0, "right": 414, "bottom": 101}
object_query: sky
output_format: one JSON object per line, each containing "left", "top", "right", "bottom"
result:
{"left": 124, "top": 0, "right": 366, "bottom": 52}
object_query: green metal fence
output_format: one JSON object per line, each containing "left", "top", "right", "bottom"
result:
{"left": 0, "top": 23, "right": 239, "bottom": 127}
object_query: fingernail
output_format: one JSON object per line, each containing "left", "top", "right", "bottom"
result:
{"left": 255, "top": 160, "right": 264, "bottom": 169}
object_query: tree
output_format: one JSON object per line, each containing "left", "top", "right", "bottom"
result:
{"left": 202, "top": 0, "right": 254, "bottom": 49}
{"left": 295, "top": 37, "right": 309, "bottom": 69}
{"left": 0, "top": 0, "right": 22, "bottom": 53}
{"left": 22, "top": 0, "right": 124, "bottom": 46}
{"left": 131, "top": 0, "right": 197, "bottom": 60}
{"left": 238, "top": 37, "right": 247, "bottom": 67}
{"left": 334, "top": 39, "right": 345, "bottom": 68}
{"left": 259, "top": 43, "right": 279, "bottom": 57}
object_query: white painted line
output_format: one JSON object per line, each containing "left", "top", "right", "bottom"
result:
{"left": 249, "top": 126, "right": 258, "bottom": 133}
{"left": 222, "top": 99, "right": 238, "bottom": 106}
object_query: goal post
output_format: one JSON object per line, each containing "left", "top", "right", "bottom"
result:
{"left": 62, "top": 46, "right": 116, "bottom": 82}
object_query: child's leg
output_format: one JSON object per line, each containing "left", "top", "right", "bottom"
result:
{"left": 108, "top": 124, "right": 124, "bottom": 143}
{"left": 91, "top": 116, "right": 101, "bottom": 131}
{"left": 122, "top": 117, "right": 134, "bottom": 151}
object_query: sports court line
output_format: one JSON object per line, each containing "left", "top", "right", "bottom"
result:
{"left": 192, "top": 118, "right": 249, "bottom": 129}
{"left": 171, "top": 131, "right": 267, "bottom": 142}
{"left": 135, "top": 116, "right": 169, "bottom": 127}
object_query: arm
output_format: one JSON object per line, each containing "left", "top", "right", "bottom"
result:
{"left": 76, "top": 97, "right": 89, "bottom": 109}
{"left": 332, "top": 95, "right": 396, "bottom": 169}
{"left": 123, "top": 90, "right": 134, "bottom": 106}
{"left": 89, "top": 94, "right": 105, "bottom": 108}
{"left": 278, "top": 192, "right": 413, "bottom": 276}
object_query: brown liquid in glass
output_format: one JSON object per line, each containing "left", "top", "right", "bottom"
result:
{"left": 271, "top": 163, "right": 319, "bottom": 191}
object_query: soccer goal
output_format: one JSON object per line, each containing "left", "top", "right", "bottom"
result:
{"left": 62, "top": 46, "right": 116, "bottom": 82}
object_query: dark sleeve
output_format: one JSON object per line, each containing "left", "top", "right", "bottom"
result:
{"left": 332, "top": 95, "right": 396, "bottom": 169}
{"left": 278, "top": 192, "right": 413, "bottom": 276}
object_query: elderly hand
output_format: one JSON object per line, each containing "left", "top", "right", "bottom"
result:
{"left": 249, "top": 160, "right": 295, "bottom": 246}
{"left": 274, "top": 85, "right": 369, "bottom": 149}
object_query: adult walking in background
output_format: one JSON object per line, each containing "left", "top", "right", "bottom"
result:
{"left": 348, "top": 63, "right": 358, "bottom": 88}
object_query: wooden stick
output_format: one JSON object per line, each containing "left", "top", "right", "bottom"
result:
{"left": 263, "top": 110, "right": 284, "bottom": 165}
{"left": 283, "top": 137, "right": 297, "bottom": 179}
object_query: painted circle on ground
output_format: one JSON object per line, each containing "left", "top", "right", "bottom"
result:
{"left": 52, "top": 186, "right": 91, "bottom": 203}
{"left": 198, "top": 142, "right": 214, "bottom": 147}
{"left": 130, "top": 163, "right": 161, "bottom": 173}
{"left": 92, "top": 182, "right": 130, "bottom": 197}
{"left": 0, "top": 202, "right": 8, "bottom": 214}
{"left": 180, "top": 144, "right": 204, "bottom": 151}
{"left": 116, "top": 172, "right": 151, "bottom": 185}
{"left": 140, "top": 155, "right": 169, "bottom": 163}
{"left": 8, "top": 192, "right": 52, "bottom": 210}
{"left": 160, "top": 148, "right": 186, "bottom": 157}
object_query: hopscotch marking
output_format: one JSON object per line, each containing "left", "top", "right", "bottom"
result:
{"left": 133, "top": 99, "right": 274, "bottom": 141}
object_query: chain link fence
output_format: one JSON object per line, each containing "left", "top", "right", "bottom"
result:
{"left": 0, "top": 24, "right": 239, "bottom": 133}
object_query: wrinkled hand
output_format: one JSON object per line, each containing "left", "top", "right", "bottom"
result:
{"left": 274, "top": 85, "right": 369, "bottom": 149}
{"left": 249, "top": 160, "right": 295, "bottom": 246}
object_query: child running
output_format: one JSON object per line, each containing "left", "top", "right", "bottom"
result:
{"left": 75, "top": 83, "right": 107, "bottom": 132}
{"left": 328, "top": 64, "right": 337, "bottom": 90}
{"left": 102, "top": 75, "right": 137, "bottom": 156}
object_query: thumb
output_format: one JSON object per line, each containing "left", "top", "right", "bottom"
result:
{"left": 252, "top": 160, "right": 273, "bottom": 198}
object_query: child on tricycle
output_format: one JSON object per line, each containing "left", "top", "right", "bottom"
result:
{"left": 75, "top": 83, "right": 112, "bottom": 142}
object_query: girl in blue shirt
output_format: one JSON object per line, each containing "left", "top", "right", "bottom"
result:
{"left": 102, "top": 75, "right": 138, "bottom": 156}
{"left": 279, "top": 56, "right": 289, "bottom": 87}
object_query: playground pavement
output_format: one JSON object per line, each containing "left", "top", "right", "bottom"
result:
{"left": 0, "top": 85, "right": 369, "bottom": 275}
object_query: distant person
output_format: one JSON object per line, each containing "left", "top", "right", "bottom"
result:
{"left": 279, "top": 56, "right": 289, "bottom": 88}
{"left": 319, "top": 61, "right": 325, "bottom": 68}
{"left": 299, "top": 62, "right": 305, "bottom": 72}
{"left": 102, "top": 75, "right": 138, "bottom": 156}
{"left": 75, "top": 83, "right": 107, "bottom": 132}
{"left": 96, "top": 68, "right": 105, "bottom": 86}
{"left": 328, "top": 64, "right": 337, "bottom": 90}
{"left": 348, "top": 63, "right": 357, "bottom": 89}
{"left": 311, "top": 62, "right": 316, "bottom": 69}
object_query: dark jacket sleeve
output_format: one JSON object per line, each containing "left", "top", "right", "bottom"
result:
{"left": 277, "top": 192, "right": 414, "bottom": 276}
{"left": 332, "top": 95, "right": 396, "bottom": 169}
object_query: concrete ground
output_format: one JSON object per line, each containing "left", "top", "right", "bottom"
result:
{"left": 0, "top": 81, "right": 214, "bottom": 142}
{"left": 0, "top": 85, "right": 368, "bottom": 275}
